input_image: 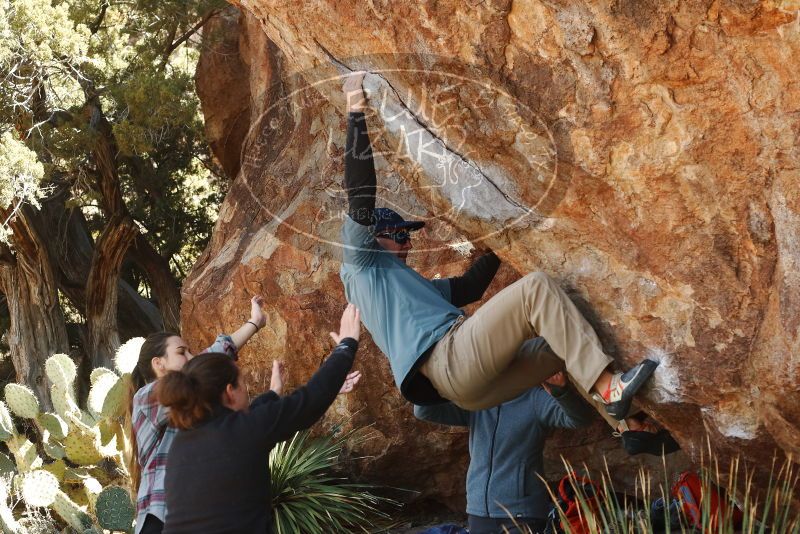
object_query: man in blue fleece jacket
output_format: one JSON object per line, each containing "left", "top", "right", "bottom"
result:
{"left": 414, "top": 348, "right": 594, "bottom": 534}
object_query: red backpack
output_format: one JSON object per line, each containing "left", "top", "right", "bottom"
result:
{"left": 671, "top": 471, "right": 743, "bottom": 530}
{"left": 546, "top": 474, "right": 604, "bottom": 534}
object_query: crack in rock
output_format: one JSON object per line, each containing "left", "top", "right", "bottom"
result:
{"left": 316, "top": 42, "right": 533, "bottom": 224}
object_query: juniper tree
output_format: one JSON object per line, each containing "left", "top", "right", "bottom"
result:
{"left": 0, "top": 0, "right": 226, "bottom": 399}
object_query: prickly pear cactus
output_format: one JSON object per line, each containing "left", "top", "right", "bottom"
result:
{"left": 90, "top": 367, "right": 115, "bottom": 385}
{"left": 20, "top": 469, "right": 59, "bottom": 507}
{"left": 42, "top": 459, "right": 67, "bottom": 482}
{"left": 115, "top": 337, "right": 144, "bottom": 376}
{"left": 88, "top": 372, "right": 125, "bottom": 419}
{"left": 83, "top": 477, "right": 103, "bottom": 514}
{"left": 45, "top": 353, "right": 77, "bottom": 391}
{"left": 38, "top": 412, "right": 68, "bottom": 440}
{"left": 7, "top": 437, "right": 43, "bottom": 473}
{"left": 4, "top": 384, "right": 40, "bottom": 420}
{"left": 64, "top": 425, "right": 104, "bottom": 466}
{"left": 0, "top": 454, "right": 15, "bottom": 479}
{"left": 42, "top": 437, "right": 66, "bottom": 461}
{"left": 64, "top": 479, "right": 91, "bottom": 508}
{"left": 0, "top": 346, "right": 142, "bottom": 531}
{"left": 52, "top": 490, "right": 93, "bottom": 532}
{"left": 95, "top": 485, "right": 135, "bottom": 532}
{"left": 0, "top": 478, "right": 20, "bottom": 534}
{"left": 50, "top": 384, "right": 79, "bottom": 419}
{"left": 0, "top": 402, "right": 15, "bottom": 441}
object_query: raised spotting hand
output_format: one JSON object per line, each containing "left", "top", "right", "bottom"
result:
{"left": 269, "top": 360, "right": 286, "bottom": 395}
{"left": 329, "top": 303, "right": 361, "bottom": 344}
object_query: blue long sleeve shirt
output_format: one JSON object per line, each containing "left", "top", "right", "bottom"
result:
{"left": 340, "top": 112, "right": 499, "bottom": 405}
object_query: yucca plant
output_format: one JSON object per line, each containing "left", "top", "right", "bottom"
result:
{"left": 537, "top": 446, "right": 799, "bottom": 534}
{"left": 269, "top": 426, "right": 399, "bottom": 534}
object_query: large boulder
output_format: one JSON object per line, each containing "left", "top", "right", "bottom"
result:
{"left": 186, "top": 1, "right": 799, "bottom": 507}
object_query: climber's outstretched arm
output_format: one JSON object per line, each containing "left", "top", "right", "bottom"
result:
{"left": 343, "top": 72, "right": 375, "bottom": 226}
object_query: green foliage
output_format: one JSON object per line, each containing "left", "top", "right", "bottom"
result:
{"left": 0, "top": 402, "right": 15, "bottom": 440}
{"left": 52, "top": 490, "right": 93, "bottom": 532}
{"left": 0, "top": 132, "right": 45, "bottom": 243}
{"left": 270, "top": 427, "right": 398, "bottom": 534}
{"left": 541, "top": 452, "right": 800, "bottom": 534}
{"left": 0, "top": 0, "right": 226, "bottom": 281}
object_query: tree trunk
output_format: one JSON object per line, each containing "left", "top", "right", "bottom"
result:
{"left": 129, "top": 234, "right": 181, "bottom": 332}
{"left": 82, "top": 93, "right": 141, "bottom": 368}
{"left": 85, "top": 215, "right": 137, "bottom": 369}
{"left": 40, "top": 187, "right": 163, "bottom": 338}
{"left": 0, "top": 207, "right": 69, "bottom": 406}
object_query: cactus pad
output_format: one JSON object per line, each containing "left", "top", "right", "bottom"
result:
{"left": 52, "top": 490, "right": 93, "bottom": 531}
{"left": 4, "top": 384, "right": 40, "bottom": 419}
{"left": 38, "top": 412, "right": 68, "bottom": 440}
{"left": 96, "top": 485, "right": 135, "bottom": 532}
{"left": 98, "top": 419, "right": 121, "bottom": 446}
{"left": 64, "top": 427, "right": 103, "bottom": 466}
{"left": 0, "top": 402, "right": 15, "bottom": 441}
{"left": 51, "top": 384, "right": 79, "bottom": 419}
{"left": 115, "top": 337, "right": 145, "bottom": 375}
{"left": 9, "top": 436, "right": 43, "bottom": 473}
{"left": 88, "top": 373, "right": 124, "bottom": 419}
{"left": 43, "top": 438, "right": 66, "bottom": 460}
{"left": 83, "top": 477, "right": 103, "bottom": 512}
{"left": 45, "top": 353, "right": 77, "bottom": 390}
{"left": 89, "top": 367, "right": 116, "bottom": 386}
{"left": 42, "top": 459, "right": 67, "bottom": 481}
{"left": 0, "top": 453, "right": 15, "bottom": 478}
{"left": 0, "top": 478, "right": 19, "bottom": 533}
{"left": 64, "top": 467, "right": 90, "bottom": 484}
{"left": 21, "top": 469, "right": 59, "bottom": 507}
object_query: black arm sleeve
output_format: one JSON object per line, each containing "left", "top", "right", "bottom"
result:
{"left": 344, "top": 112, "right": 376, "bottom": 226}
{"left": 448, "top": 252, "right": 501, "bottom": 307}
{"left": 539, "top": 386, "right": 595, "bottom": 429}
{"left": 248, "top": 338, "right": 357, "bottom": 445}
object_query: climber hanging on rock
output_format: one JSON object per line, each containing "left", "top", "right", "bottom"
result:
{"left": 338, "top": 70, "right": 657, "bottom": 419}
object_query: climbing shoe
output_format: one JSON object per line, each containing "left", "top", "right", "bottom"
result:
{"left": 621, "top": 429, "right": 681, "bottom": 456}
{"left": 596, "top": 359, "right": 658, "bottom": 420}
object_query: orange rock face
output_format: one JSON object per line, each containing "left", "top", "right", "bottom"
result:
{"left": 186, "top": 1, "right": 799, "bottom": 508}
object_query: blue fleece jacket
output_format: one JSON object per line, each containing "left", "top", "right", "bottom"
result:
{"left": 414, "top": 385, "right": 594, "bottom": 520}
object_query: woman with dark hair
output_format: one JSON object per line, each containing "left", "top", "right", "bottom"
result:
{"left": 126, "top": 296, "right": 267, "bottom": 534}
{"left": 157, "top": 304, "right": 362, "bottom": 534}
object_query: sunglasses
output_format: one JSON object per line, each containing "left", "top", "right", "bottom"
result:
{"left": 376, "top": 230, "right": 411, "bottom": 244}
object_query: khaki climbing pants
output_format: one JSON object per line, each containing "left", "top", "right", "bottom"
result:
{"left": 420, "top": 271, "right": 614, "bottom": 411}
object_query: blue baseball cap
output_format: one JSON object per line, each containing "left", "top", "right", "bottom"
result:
{"left": 373, "top": 207, "right": 425, "bottom": 233}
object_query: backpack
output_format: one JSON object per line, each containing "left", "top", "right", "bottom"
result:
{"left": 671, "top": 471, "right": 743, "bottom": 530}
{"left": 545, "top": 474, "right": 604, "bottom": 534}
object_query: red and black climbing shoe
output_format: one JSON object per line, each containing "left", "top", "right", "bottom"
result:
{"left": 596, "top": 359, "right": 658, "bottom": 420}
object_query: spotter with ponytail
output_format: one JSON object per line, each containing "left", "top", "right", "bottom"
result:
{"left": 158, "top": 304, "right": 363, "bottom": 534}
{"left": 126, "top": 296, "right": 267, "bottom": 534}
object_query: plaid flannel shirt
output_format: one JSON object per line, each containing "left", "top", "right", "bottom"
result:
{"left": 133, "top": 335, "right": 238, "bottom": 533}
